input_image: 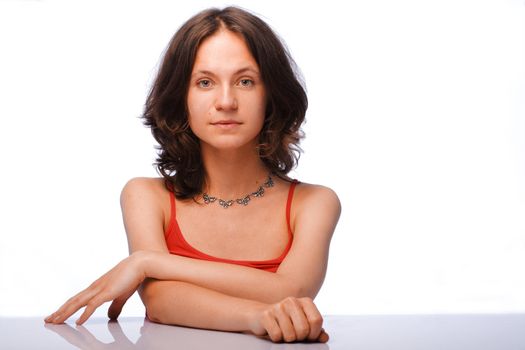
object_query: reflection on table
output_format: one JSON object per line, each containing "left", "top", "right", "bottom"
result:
{"left": 1, "top": 314, "right": 524, "bottom": 350}
{"left": 43, "top": 316, "right": 328, "bottom": 350}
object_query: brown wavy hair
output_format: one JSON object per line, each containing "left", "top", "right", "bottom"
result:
{"left": 142, "top": 6, "right": 307, "bottom": 199}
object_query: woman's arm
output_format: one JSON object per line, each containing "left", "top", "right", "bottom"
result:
{"left": 44, "top": 256, "right": 327, "bottom": 342}
{"left": 119, "top": 177, "right": 330, "bottom": 343}
{"left": 140, "top": 278, "right": 258, "bottom": 332}
{"left": 44, "top": 178, "right": 333, "bottom": 342}
{"left": 139, "top": 278, "right": 327, "bottom": 342}
{"left": 122, "top": 178, "right": 341, "bottom": 303}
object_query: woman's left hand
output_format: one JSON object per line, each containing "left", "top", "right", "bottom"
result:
{"left": 44, "top": 251, "right": 148, "bottom": 325}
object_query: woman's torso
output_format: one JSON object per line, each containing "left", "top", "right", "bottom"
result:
{"left": 152, "top": 177, "right": 299, "bottom": 272}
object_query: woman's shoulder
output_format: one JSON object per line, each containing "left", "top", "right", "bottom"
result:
{"left": 120, "top": 177, "right": 170, "bottom": 208}
{"left": 293, "top": 181, "right": 341, "bottom": 217}
{"left": 285, "top": 181, "right": 341, "bottom": 240}
{"left": 294, "top": 181, "right": 340, "bottom": 204}
{"left": 122, "top": 177, "right": 168, "bottom": 194}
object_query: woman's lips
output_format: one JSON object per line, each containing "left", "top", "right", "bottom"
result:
{"left": 211, "top": 120, "right": 242, "bottom": 129}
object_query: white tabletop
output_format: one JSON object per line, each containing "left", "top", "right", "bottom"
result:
{"left": 1, "top": 314, "right": 524, "bottom": 349}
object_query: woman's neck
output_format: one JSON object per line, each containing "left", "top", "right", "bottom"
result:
{"left": 201, "top": 145, "right": 269, "bottom": 199}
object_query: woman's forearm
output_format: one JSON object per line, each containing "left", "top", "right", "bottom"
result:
{"left": 139, "top": 278, "right": 329, "bottom": 343}
{"left": 138, "top": 251, "right": 301, "bottom": 303}
{"left": 139, "top": 278, "right": 263, "bottom": 332}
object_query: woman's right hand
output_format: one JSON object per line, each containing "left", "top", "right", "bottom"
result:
{"left": 249, "top": 296, "right": 329, "bottom": 343}
{"left": 44, "top": 251, "right": 148, "bottom": 325}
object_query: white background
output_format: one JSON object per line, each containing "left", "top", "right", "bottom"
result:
{"left": 0, "top": 0, "right": 524, "bottom": 319}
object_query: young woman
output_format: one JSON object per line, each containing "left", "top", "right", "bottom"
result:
{"left": 45, "top": 6, "right": 341, "bottom": 343}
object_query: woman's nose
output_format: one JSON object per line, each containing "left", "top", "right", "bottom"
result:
{"left": 214, "top": 86, "right": 238, "bottom": 111}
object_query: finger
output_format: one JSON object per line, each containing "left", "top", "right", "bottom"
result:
{"left": 44, "top": 312, "right": 57, "bottom": 323}
{"left": 274, "top": 303, "right": 297, "bottom": 342}
{"left": 108, "top": 289, "right": 135, "bottom": 320}
{"left": 317, "top": 328, "right": 330, "bottom": 343}
{"left": 76, "top": 297, "right": 105, "bottom": 325}
{"left": 47, "top": 288, "right": 98, "bottom": 324}
{"left": 298, "top": 297, "right": 324, "bottom": 341}
{"left": 261, "top": 311, "right": 283, "bottom": 343}
{"left": 45, "top": 299, "right": 77, "bottom": 323}
{"left": 283, "top": 298, "right": 310, "bottom": 341}
{"left": 58, "top": 291, "right": 100, "bottom": 324}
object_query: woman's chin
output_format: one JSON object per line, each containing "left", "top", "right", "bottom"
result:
{"left": 201, "top": 139, "right": 259, "bottom": 152}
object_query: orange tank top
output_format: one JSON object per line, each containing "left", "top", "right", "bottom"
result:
{"left": 164, "top": 180, "right": 299, "bottom": 273}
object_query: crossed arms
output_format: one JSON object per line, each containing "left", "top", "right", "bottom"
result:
{"left": 45, "top": 178, "right": 341, "bottom": 342}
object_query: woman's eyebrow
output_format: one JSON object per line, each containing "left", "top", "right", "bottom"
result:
{"left": 234, "top": 67, "right": 260, "bottom": 75}
{"left": 191, "top": 67, "right": 260, "bottom": 78}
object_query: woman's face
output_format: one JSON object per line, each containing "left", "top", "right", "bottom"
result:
{"left": 187, "top": 29, "right": 266, "bottom": 152}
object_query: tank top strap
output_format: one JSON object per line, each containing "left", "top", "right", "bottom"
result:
{"left": 168, "top": 183, "right": 298, "bottom": 236}
{"left": 166, "top": 190, "right": 177, "bottom": 237}
{"left": 286, "top": 180, "right": 300, "bottom": 236}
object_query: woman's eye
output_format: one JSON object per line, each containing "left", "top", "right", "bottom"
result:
{"left": 198, "top": 80, "right": 212, "bottom": 88}
{"left": 239, "top": 79, "right": 254, "bottom": 87}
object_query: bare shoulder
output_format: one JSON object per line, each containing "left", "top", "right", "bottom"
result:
{"left": 291, "top": 182, "right": 342, "bottom": 234}
{"left": 121, "top": 177, "right": 166, "bottom": 195}
{"left": 120, "top": 177, "right": 171, "bottom": 252}
{"left": 120, "top": 177, "right": 170, "bottom": 211}
{"left": 294, "top": 182, "right": 341, "bottom": 212}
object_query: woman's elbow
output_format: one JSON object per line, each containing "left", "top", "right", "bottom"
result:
{"left": 271, "top": 281, "right": 316, "bottom": 302}
{"left": 294, "top": 285, "right": 320, "bottom": 300}
{"left": 285, "top": 277, "right": 324, "bottom": 300}
{"left": 138, "top": 278, "right": 166, "bottom": 323}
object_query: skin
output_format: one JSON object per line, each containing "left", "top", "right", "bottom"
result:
{"left": 45, "top": 28, "right": 341, "bottom": 343}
